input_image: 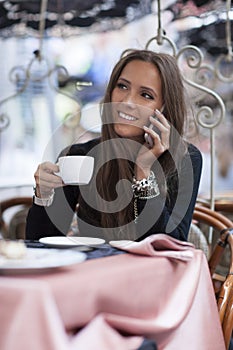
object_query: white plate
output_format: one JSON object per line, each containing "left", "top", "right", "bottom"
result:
{"left": 39, "top": 236, "right": 105, "bottom": 248}
{"left": 109, "top": 240, "right": 134, "bottom": 249}
{"left": 0, "top": 248, "right": 86, "bottom": 275}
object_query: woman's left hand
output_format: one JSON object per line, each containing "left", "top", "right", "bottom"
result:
{"left": 135, "top": 109, "right": 170, "bottom": 179}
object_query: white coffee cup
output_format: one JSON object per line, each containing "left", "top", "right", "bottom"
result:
{"left": 57, "top": 156, "right": 94, "bottom": 185}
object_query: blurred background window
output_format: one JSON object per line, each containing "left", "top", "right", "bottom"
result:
{"left": 0, "top": 0, "right": 232, "bottom": 201}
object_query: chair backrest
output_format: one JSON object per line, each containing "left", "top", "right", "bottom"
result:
{"left": 0, "top": 197, "right": 32, "bottom": 240}
{"left": 188, "top": 222, "right": 209, "bottom": 257}
{"left": 193, "top": 204, "right": 233, "bottom": 349}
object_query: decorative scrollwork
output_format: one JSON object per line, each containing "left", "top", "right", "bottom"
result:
{"left": 214, "top": 54, "right": 233, "bottom": 82}
{"left": 176, "top": 45, "right": 203, "bottom": 69}
{"left": 195, "top": 105, "right": 224, "bottom": 129}
{"left": 0, "top": 113, "right": 10, "bottom": 132}
{"left": 194, "top": 64, "right": 216, "bottom": 88}
{"left": 48, "top": 64, "right": 70, "bottom": 92}
{"left": 0, "top": 49, "right": 93, "bottom": 134}
{"left": 9, "top": 65, "right": 28, "bottom": 87}
{"left": 145, "top": 35, "right": 177, "bottom": 56}
{"left": 26, "top": 52, "right": 52, "bottom": 82}
{"left": 176, "top": 45, "right": 225, "bottom": 130}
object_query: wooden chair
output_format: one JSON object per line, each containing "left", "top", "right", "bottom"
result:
{"left": 196, "top": 198, "right": 233, "bottom": 275}
{"left": 197, "top": 197, "right": 233, "bottom": 217}
{"left": 193, "top": 204, "right": 233, "bottom": 349}
{"left": 0, "top": 197, "right": 33, "bottom": 240}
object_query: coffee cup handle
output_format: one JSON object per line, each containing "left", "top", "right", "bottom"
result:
{"left": 54, "top": 162, "right": 61, "bottom": 177}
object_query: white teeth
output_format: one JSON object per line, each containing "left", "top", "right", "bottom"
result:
{"left": 119, "top": 111, "right": 137, "bottom": 121}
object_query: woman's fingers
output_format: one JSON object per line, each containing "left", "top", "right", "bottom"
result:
{"left": 152, "top": 110, "right": 170, "bottom": 135}
{"left": 142, "top": 110, "right": 170, "bottom": 161}
{"left": 34, "top": 161, "right": 63, "bottom": 195}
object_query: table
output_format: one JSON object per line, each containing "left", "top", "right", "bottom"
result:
{"left": 0, "top": 246, "right": 226, "bottom": 350}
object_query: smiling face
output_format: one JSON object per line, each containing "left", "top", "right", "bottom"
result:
{"left": 111, "top": 60, "right": 163, "bottom": 142}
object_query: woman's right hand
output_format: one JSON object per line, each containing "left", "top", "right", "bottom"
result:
{"left": 34, "top": 161, "right": 63, "bottom": 198}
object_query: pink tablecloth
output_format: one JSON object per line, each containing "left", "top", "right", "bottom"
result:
{"left": 0, "top": 248, "right": 225, "bottom": 350}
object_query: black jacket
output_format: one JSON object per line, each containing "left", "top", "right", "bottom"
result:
{"left": 26, "top": 138, "right": 202, "bottom": 242}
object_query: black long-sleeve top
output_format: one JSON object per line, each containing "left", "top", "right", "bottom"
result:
{"left": 26, "top": 138, "right": 202, "bottom": 242}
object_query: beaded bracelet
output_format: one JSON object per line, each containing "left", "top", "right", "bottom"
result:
{"left": 132, "top": 170, "right": 160, "bottom": 199}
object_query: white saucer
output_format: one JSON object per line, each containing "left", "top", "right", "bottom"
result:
{"left": 39, "top": 236, "right": 105, "bottom": 248}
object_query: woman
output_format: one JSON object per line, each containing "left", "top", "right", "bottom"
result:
{"left": 26, "top": 49, "right": 202, "bottom": 242}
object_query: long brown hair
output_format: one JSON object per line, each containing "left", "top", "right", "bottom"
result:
{"left": 92, "top": 50, "right": 187, "bottom": 236}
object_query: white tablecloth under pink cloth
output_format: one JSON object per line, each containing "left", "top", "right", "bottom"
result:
{"left": 0, "top": 238, "right": 226, "bottom": 350}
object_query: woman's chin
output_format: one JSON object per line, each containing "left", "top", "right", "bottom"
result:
{"left": 114, "top": 125, "right": 144, "bottom": 141}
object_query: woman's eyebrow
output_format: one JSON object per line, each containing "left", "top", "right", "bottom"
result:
{"left": 117, "top": 77, "right": 130, "bottom": 84}
{"left": 141, "top": 85, "right": 158, "bottom": 97}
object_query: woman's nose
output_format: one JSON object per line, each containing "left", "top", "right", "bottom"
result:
{"left": 122, "top": 91, "right": 137, "bottom": 105}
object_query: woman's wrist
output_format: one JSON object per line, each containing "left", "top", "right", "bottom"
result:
{"left": 134, "top": 167, "right": 151, "bottom": 180}
{"left": 33, "top": 186, "right": 55, "bottom": 207}
{"left": 34, "top": 186, "right": 53, "bottom": 198}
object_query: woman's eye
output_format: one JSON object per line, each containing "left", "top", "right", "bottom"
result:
{"left": 116, "top": 82, "right": 127, "bottom": 90}
{"left": 142, "top": 92, "right": 153, "bottom": 100}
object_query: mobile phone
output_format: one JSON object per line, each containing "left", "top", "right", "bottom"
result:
{"left": 144, "top": 106, "right": 164, "bottom": 148}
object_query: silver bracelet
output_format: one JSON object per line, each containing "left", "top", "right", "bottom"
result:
{"left": 132, "top": 171, "right": 160, "bottom": 200}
